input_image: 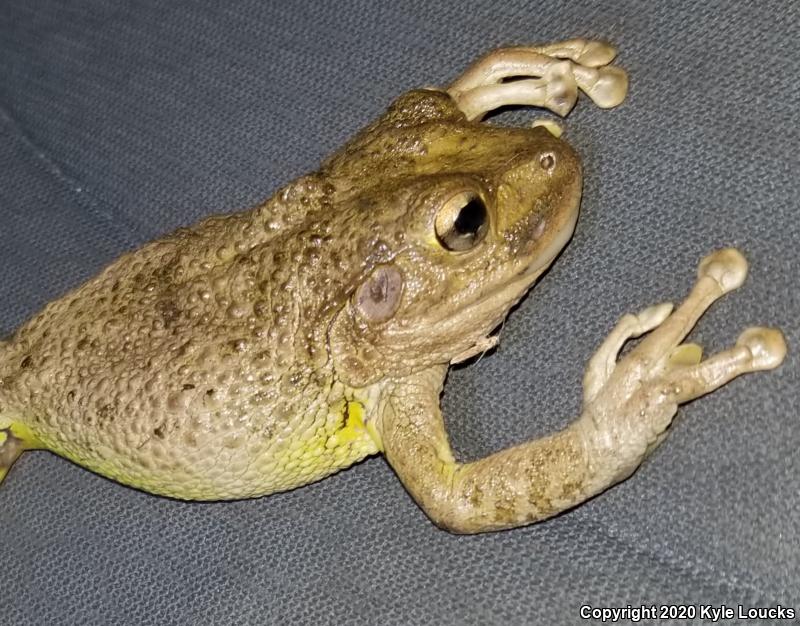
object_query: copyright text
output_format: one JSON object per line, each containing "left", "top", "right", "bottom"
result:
{"left": 579, "top": 604, "right": 795, "bottom": 622}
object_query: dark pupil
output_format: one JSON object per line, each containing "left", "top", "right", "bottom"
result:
{"left": 453, "top": 198, "right": 486, "bottom": 237}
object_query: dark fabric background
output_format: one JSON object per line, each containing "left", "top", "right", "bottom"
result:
{"left": 1, "top": 2, "right": 797, "bottom": 624}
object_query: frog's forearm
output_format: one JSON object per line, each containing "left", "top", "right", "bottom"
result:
{"left": 452, "top": 424, "right": 592, "bottom": 530}
{"left": 378, "top": 371, "right": 597, "bottom": 533}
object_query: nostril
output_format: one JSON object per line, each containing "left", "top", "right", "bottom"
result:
{"left": 539, "top": 153, "right": 556, "bottom": 171}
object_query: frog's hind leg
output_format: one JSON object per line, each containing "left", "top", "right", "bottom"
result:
{"left": 447, "top": 38, "right": 628, "bottom": 121}
{"left": 0, "top": 420, "right": 40, "bottom": 486}
{"left": 0, "top": 427, "right": 22, "bottom": 484}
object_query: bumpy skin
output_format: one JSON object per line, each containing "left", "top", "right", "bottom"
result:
{"left": 0, "top": 40, "right": 787, "bottom": 532}
{"left": 0, "top": 84, "right": 580, "bottom": 500}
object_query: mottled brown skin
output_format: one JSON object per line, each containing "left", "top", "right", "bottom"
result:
{"left": 0, "top": 89, "right": 581, "bottom": 503}
{"left": 0, "top": 42, "right": 786, "bottom": 532}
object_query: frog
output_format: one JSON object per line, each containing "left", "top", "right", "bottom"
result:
{"left": 0, "top": 39, "right": 786, "bottom": 533}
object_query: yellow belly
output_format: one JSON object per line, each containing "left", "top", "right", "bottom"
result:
{"left": 7, "top": 399, "right": 380, "bottom": 500}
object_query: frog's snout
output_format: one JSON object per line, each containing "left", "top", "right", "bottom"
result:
{"left": 535, "top": 128, "right": 582, "bottom": 187}
{"left": 496, "top": 129, "right": 581, "bottom": 230}
{"left": 491, "top": 130, "right": 582, "bottom": 272}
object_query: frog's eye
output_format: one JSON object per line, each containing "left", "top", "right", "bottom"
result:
{"left": 435, "top": 191, "right": 489, "bottom": 251}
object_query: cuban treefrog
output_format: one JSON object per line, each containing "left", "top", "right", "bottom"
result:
{"left": 0, "top": 39, "right": 786, "bottom": 533}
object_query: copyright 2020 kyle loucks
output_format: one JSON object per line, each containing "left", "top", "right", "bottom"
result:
{"left": 579, "top": 604, "right": 796, "bottom": 622}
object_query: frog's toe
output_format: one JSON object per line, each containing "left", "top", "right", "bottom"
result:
{"left": 447, "top": 39, "right": 628, "bottom": 120}
{"left": 735, "top": 327, "right": 787, "bottom": 371}
{"left": 451, "top": 65, "right": 579, "bottom": 120}
{"left": 668, "top": 342, "right": 703, "bottom": 366}
{"left": 576, "top": 65, "right": 629, "bottom": 109}
{"left": 531, "top": 118, "right": 563, "bottom": 138}
{"left": 626, "top": 249, "right": 748, "bottom": 366}
{"left": 543, "top": 60, "right": 580, "bottom": 115}
{"left": 583, "top": 302, "right": 673, "bottom": 401}
{"left": 528, "top": 38, "right": 618, "bottom": 67}
{"left": 564, "top": 39, "right": 617, "bottom": 67}
{"left": 666, "top": 327, "right": 786, "bottom": 403}
{"left": 697, "top": 248, "right": 748, "bottom": 294}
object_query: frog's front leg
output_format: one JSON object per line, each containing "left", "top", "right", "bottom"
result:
{"left": 376, "top": 249, "right": 786, "bottom": 533}
{"left": 447, "top": 38, "right": 628, "bottom": 120}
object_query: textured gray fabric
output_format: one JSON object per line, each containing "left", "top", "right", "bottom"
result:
{"left": 1, "top": 1, "right": 798, "bottom": 624}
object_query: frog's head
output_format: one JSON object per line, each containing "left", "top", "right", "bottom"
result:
{"left": 323, "top": 89, "right": 582, "bottom": 387}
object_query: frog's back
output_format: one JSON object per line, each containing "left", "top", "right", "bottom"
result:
{"left": 0, "top": 192, "right": 379, "bottom": 499}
